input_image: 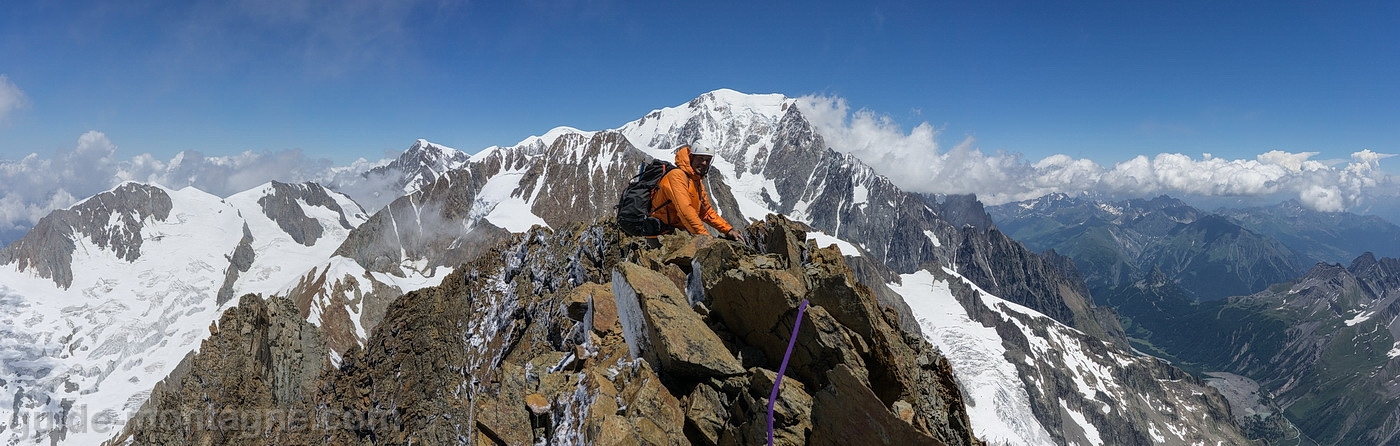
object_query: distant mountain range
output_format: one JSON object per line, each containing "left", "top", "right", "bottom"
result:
{"left": 989, "top": 193, "right": 1400, "bottom": 302}
{"left": 989, "top": 193, "right": 1400, "bottom": 444}
{"left": 0, "top": 89, "right": 1316, "bottom": 445}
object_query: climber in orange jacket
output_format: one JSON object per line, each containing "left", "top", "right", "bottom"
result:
{"left": 650, "top": 143, "right": 743, "bottom": 240}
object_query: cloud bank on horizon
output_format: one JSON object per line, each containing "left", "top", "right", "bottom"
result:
{"left": 2, "top": 95, "right": 1397, "bottom": 240}
{"left": 0, "top": 131, "right": 389, "bottom": 237}
{"left": 798, "top": 94, "right": 1397, "bottom": 214}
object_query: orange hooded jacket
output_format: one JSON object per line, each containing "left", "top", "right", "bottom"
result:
{"left": 649, "top": 145, "right": 734, "bottom": 235}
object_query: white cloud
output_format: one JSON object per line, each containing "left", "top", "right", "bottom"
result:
{"left": 0, "top": 131, "right": 406, "bottom": 243}
{"left": 0, "top": 75, "right": 29, "bottom": 123}
{"left": 797, "top": 94, "right": 1397, "bottom": 215}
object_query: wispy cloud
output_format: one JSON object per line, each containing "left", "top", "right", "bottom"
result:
{"left": 161, "top": 0, "right": 462, "bottom": 78}
{"left": 797, "top": 94, "right": 1398, "bottom": 214}
{"left": 0, "top": 75, "right": 29, "bottom": 123}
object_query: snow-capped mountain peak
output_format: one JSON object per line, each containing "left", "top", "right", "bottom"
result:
{"left": 360, "top": 139, "right": 472, "bottom": 200}
{"left": 0, "top": 180, "right": 368, "bottom": 445}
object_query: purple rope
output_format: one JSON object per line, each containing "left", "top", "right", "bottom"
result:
{"left": 768, "top": 299, "right": 809, "bottom": 446}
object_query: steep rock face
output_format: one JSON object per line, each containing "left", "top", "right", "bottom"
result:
{"left": 216, "top": 223, "right": 258, "bottom": 304}
{"left": 0, "top": 182, "right": 172, "bottom": 288}
{"left": 301, "top": 130, "right": 648, "bottom": 358}
{"left": 333, "top": 130, "right": 646, "bottom": 278}
{"left": 110, "top": 294, "right": 326, "bottom": 445}
{"left": 292, "top": 128, "right": 661, "bottom": 359}
{"left": 519, "top": 131, "right": 649, "bottom": 228}
{"left": 116, "top": 217, "right": 981, "bottom": 445}
{"left": 948, "top": 225, "right": 1127, "bottom": 348}
{"left": 926, "top": 193, "right": 998, "bottom": 231}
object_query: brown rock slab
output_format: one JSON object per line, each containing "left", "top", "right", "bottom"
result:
{"left": 809, "top": 364, "right": 941, "bottom": 446}
{"left": 684, "top": 382, "right": 730, "bottom": 445}
{"left": 564, "top": 282, "right": 621, "bottom": 335}
{"left": 613, "top": 262, "right": 745, "bottom": 379}
{"left": 617, "top": 360, "right": 687, "bottom": 444}
{"left": 474, "top": 363, "right": 533, "bottom": 446}
{"left": 751, "top": 368, "right": 814, "bottom": 445}
{"left": 525, "top": 393, "right": 551, "bottom": 415}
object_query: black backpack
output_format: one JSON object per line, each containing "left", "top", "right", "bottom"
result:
{"left": 616, "top": 159, "right": 676, "bottom": 236}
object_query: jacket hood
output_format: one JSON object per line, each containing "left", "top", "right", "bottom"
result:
{"left": 674, "top": 145, "right": 696, "bottom": 176}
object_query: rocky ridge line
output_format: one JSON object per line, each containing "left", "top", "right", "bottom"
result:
{"left": 114, "top": 215, "right": 980, "bottom": 445}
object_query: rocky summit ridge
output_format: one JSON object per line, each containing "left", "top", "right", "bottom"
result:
{"left": 113, "top": 216, "right": 979, "bottom": 445}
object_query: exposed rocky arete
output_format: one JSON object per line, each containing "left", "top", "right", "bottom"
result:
{"left": 114, "top": 216, "right": 980, "bottom": 445}
{"left": 110, "top": 294, "right": 328, "bottom": 445}
{"left": 304, "top": 91, "right": 1126, "bottom": 376}
{"left": 216, "top": 223, "right": 258, "bottom": 305}
{"left": 5, "top": 90, "right": 1272, "bottom": 445}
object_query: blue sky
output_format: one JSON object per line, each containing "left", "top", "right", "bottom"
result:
{"left": 2, "top": 0, "right": 1395, "bottom": 164}
{"left": 0, "top": 0, "right": 1397, "bottom": 233}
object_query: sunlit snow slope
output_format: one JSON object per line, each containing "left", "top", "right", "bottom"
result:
{"left": 0, "top": 181, "right": 364, "bottom": 445}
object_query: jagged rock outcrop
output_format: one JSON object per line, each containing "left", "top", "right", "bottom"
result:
{"left": 925, "top": 193, "right": 997, "bottom": 231}
{"left": 217, "top": 223, "right": 257, "bottom": 304}
{"left": 359, "top": 139, "right": 472, "bottom": 207}
{"left": 109, "top": 294, "right": 326, "bottom": 446}
{"left": 0, "top": 182, "right": 172, "bottom": 288}
{"left": 116, "top": 216, "right": 981, "bottom": 445}
{"left": 299, "top": 130, "right": 647, "bottom": 359}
